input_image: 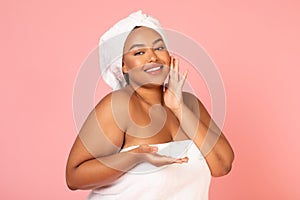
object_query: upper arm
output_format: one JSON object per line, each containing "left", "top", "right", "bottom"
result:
{"left": 66, "top": 93, "right": 125, "bottom": 171}
{"left": 183, "top": 92, "right": 234, "bottom": 176}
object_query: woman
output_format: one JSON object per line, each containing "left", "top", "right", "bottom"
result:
{"left": 66, "top": 10, "right": 234, "bottom": 199}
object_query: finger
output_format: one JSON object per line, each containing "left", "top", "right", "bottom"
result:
{"left": 164, "top": 156, "right": 178, "bottom": 164}
{"left": 173, "top": 57, "right": 179, "bottom": 81}
{"left": 182, "top": 70, "right": 188, "bottom": 81}
{"left": 182, "top": 156, "right": 189, "bottom": 162}
{"left": 180, "top": 70, "right": 188, "bottom": 88}
{"left": 169, "top": 56, "right": 174, "bottom": 71}
{"left": 174, "top": 157, "right": 189, "bottom": 164}
{"left": 169, "top": 57, "right": 176, "bottom": 84}
{"left": 168, "top": 57, "right": 173, "bottom": 80}
{"left": 173, "top": 57, "right": 178, "bottom": 73}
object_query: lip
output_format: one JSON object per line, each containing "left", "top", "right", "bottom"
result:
{"left": 143, "top": 63, "right": 164, "bottom": 73}
{"left": 143, "top": 63, "right": 163, "bottom": 72}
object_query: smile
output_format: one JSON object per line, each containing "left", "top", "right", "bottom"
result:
{"left": 144, "top": 65, "right": 163, "bottom": 73}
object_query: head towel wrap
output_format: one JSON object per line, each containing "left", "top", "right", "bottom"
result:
{"left": 99, "top": 10, "right": 168, "bottom": 90}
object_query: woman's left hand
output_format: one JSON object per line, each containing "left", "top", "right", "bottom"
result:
{"left": 163, "top": 56, "right": 188, "bottom": 114}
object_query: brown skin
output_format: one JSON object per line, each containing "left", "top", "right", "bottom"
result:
{"left": 66, "top": 26, "right": 234, "bottom": 191}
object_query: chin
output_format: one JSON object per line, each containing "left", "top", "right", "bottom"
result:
{"left": 144, "top": 82, "right": 164, "bottom": 88}
{"left": 129, "top": 73, "right": 168, "bottom": 88}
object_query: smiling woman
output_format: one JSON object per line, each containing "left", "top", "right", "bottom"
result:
{"left": 65, "top": 10, "right": 234, "bottom": 200}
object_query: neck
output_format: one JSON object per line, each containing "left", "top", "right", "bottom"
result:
{"left": 129, "top": 84, "right": 164, "bottom": 105}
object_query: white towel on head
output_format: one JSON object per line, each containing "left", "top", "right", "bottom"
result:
{"left": 99, "top": 10, "right": 168, "bottom": 90}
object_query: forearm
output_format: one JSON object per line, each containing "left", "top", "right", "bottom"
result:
{"left": 173, "top": 104, "right": 234, "bottom": 176}
{"left": 173, "top": 104, "right": 209, "bottom": 145}
{"left": 67, "top": 151, "right": 143, "bottom": 190}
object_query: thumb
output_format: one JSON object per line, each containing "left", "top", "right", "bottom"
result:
{"left": 163, "top": 83, "right": 169, "bottom": 92}
{"left": 136, "top": 144, "right": 158, "bottom": 153}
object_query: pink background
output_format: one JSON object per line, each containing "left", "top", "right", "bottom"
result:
{"left": 1, "top": 0, "right": 300, "bottom": 199}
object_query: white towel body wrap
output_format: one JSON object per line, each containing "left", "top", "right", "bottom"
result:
{"left": 87, "top": 140, "right": 211, "bottom": 200}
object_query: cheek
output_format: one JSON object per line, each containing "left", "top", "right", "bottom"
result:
{"left": 159, "top": 52, "right": 170, "bottom": 65}
{"left": 166, "top": 56, "right": 171, "bottom": 66}
{"left": 123, "top": 56, "right": 144, "bottom": 69}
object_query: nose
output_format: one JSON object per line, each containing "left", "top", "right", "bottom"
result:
{"left": 148, "top": 48, "right": 158, "bottom": 62}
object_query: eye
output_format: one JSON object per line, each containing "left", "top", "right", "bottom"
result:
{"left": 154, "top": 46, "right": 165, "bottom": 51}
{"left": 133, "top": 51, "right": 145, "bottom": 56}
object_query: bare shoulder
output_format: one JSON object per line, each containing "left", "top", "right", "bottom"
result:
{"left": 95, "top": 88, "right": 130, "bottom": 110}
{"left": 95, "top": 89, "right": 130, "bottom": 129}
{"left": 95, "top": 89, "right": 130, "bottom": 126}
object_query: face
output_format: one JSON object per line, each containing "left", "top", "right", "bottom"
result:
{"left": 122, "top": 26, "right": 170, "bottom": 88}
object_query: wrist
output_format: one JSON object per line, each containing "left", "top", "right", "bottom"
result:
{"left": 127, "top": 149, "right": 147, "bottom": 164}
{"left": 172, "top": 103, "right": 186, "bottom": 121}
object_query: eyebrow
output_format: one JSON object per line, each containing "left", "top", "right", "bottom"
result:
{"left": 128, "top": 38, "right": 164, "bottom": 51}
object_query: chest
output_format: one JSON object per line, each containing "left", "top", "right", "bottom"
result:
{"left": 123, "top": 103, "right": 185, "bottom": 147}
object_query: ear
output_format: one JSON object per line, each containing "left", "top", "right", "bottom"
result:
{"left": 122, "top": 62, "right": 128, "bottom": 73}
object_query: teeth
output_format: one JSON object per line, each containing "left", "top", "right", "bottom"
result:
{"left": 145, "top": 66, "right": 162, "bottom": 72}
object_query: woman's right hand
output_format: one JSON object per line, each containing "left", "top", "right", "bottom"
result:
{"left": 129, "top": 144, "right": 189, "bottom": 167}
